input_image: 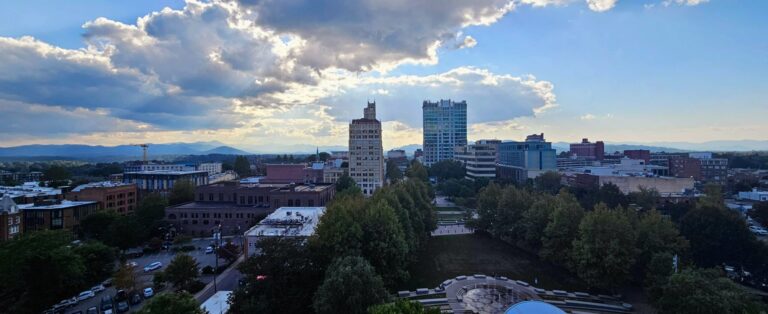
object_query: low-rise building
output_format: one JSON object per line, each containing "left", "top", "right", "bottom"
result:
{"left": 19, "top": 199, "right": 99, "bottom": 235}
{"left": 0, "top": 182, "right": 62, "bottom": 205}
{"left": 261, "top": 164, "right": 323, "bottom": 184}
{"left": 165, "top": 182, "right": 335, "bottom": 236}
{"left": 598, "top": 175, "right": 694, "bottom": 195}
{"left": 66, "top": 181, "right": 138, "bottom": 215}
{"left": 0, "top": 196, "right": 23, "bottom": 241}
{"left": 243, "top": 206, "right": 325, "bottom": 255}
{"left": 738, "top": 188, "right": 768, "bottom": 202}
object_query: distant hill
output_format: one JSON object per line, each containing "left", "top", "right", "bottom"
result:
{"left": 391, "top": 144, "right": 422, "bottom": 156}
{"left": 0, "top": 141, "right": 235, "bottom": 159}
{"left": 201, "top": 146, "right": 252, "bottom": 155}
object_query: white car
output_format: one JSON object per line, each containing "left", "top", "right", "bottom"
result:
{"left": 77, "top": 290, "right": 96, "bottom": 301}
{"left": 90, "top": 284, "right": 106, "bottom": 293}
{"left": 143, "top": 287, "right": 154, "bottom": 298}
{"left": 143, "top": 261, "right": 163, "bottom": 272}
{"left": 205, "top": 246, "right": 214, "bottom": 254}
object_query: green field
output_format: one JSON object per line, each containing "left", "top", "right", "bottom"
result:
{"left": 401, "top": 234, "right": 586, "bottom": 292}
{"left": 435, "top": 206, "right": 464, "bottom": 212}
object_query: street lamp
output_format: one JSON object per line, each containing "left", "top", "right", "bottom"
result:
{"left": 212, "top": 224, "right": 222, "bottom": 292}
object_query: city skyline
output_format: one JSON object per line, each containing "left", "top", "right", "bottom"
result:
{"left": 0, "top": 0, "right": 766, "bottom": 151}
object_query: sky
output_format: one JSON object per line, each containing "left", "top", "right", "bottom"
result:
{"left": 0, "top": 0, "right": 766, "bottom": 152}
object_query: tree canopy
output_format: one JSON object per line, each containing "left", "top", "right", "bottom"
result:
{"left": 313, "top": 256, "right": 390, "bottom": 314}
{"left": 234, "top": 155, "right": 251, "bottom": 177}
{"left": 169, "top": 179, "right": 195, "bottom": 205}
{"left": 165, "top": 253, "right": 200, "bottom": 291}
{"left": 137, "top": 292, "right": 206, "bottom": 314}
{"left": 427, "top": 160, "right": 465, "bottom": 181}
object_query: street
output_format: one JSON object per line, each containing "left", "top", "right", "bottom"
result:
{"left": 57, "top": 238, "right": 242, "bottom": 314}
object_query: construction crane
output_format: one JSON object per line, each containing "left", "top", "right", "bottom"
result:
{"left": 131, "top": 144, "right": 150, "bottom": 164}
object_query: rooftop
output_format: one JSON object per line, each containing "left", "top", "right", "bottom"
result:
{"left": 244, "top": 207, "right": 325, "bottom": 238}
{"left": 18, "top": 200, "right": 97, "bottom": 211}
{"left": 72, "top": 181, "right": 133, "bottom": 192}
{"left": 123, "top": 170, "right": 208, "bottom": 175}
{"left": 0, "top": 183, "right": 61, "bottom": 198}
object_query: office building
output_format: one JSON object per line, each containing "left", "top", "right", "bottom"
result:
{"left": 165, "top": 181, "right": 335, "bottom": 236}
{"left": 0, "top": 183, "right": 63, "bottom": 205}
{"left": 19, "top": 199, "right": 99, "bottom": 234}
{"left": 387, "top": 149, "right": 409, "bottom": 173}
{"left": 668, "top": 155, "right": 702, "bottom": 179}
{"left": 66, "top": 181, "right": 138, "bottom": 215}
{"left": 623, "top": 150, "right": 651, "bottom": 163}
{"left": 690, "top": 153, "right": 728, "bottom": 184}
{"left": 454, "top": 140, "right": 500, "bottom": 180}
{"left": 569, "top": 138, "right": 604, "bottom": 160}
{"left": 243, "top": 207, "right": 325, "bottom": 255}
{"left": 123, "top": 170, "right": 209, "bottom": 196}
{"left": 349, "top": 102, "right": 384, "bottom": 196}
{"left": 496, "top": 133, "right": 557, "bottom": 182}
{"left": 738, "top": 188, "right": 768, "bottom": 202}
{"left": 422, "top": 99, "right": 468, "bottom": 166}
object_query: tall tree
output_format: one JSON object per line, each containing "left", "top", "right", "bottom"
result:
{"left": 165, "top": 253, "right": 200, "bottom": 291}
{"left": 217, "top": 240, "right": 241, "bottom": 264}
{"left": 520, "top": 194, "right": 556, "bottom": 248}
{"left": 540, "top": 195, "right": 584, "bottom": 268}
{"left": 572, "top": 204, "right": 637, "bottom": 290}
{"left": 680, "top": 205, "right": 756, "bottom": 267}
{"left": 113, "top": 263, "right": 137, "bottom": 291}
{"left": 634, "top": 210, "right": 688, "bottom": 279}
{"left": 137, "top": 292, "right": 206, "bottom": 314}
{"left": 427, "top": 160, "right": 465, "bottom": 181}
{"left": 74, "top": 241, "right": 117, "bottom": 285}
{"left": 360, "top": 200, "right": 409, "bottom": 286}
{"left": 79, "top": 211, "right": 119, "bottom": 241}
{"left": 43, "top": 164, "right": 71, "bottom": 181}
{"left": 629, "top": 186, "right": 661, "bottom": 211}
{"left": 597, "top": 183, "right": 628, "bottom": 209}
{"left": 311, "top": 196, "right": 366, "bottom": 264}
{"left": 655, "top": 268, "right": 766, "bottom": 314}
{"left": 471, "top": 182, "right": 502, "bottom": 231}
{"left": 335, "top": 173, "right": 357, "bottom": 192}
{"left": 405, "top": 161, "right": 428, "bottom": 182}
{"left": 313, "top": 256, "right": 390, "bottom": 314}
{"left": 169, "top": 179, "right": 195, "bottom": 205}
{"left": 386, "top": 159, "right": 404, "bottom": 183}
{"left": 234, "top": 155, "right": 251, "bottom": 177}
{"left": 534, "top": 171, "right": 562, "bottom": 195}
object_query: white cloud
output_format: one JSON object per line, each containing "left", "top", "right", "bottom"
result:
{"left": 456, "top": 36, "right": 478, "bottom": 49}
{"left": 586, "top": 0, "right": 618, "bottom": 12}
{"left": 662, "top": 0, "right": 709, "bottom": 6}
{"left": 580, "top": 113, "right": 613, "bottom": 120}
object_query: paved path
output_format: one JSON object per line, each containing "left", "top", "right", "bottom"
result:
{"left": 432, "top": 223, "right": 474, "bottom": 236}
{"left": 195, "top": 255, "right": 245, "bottom": 302}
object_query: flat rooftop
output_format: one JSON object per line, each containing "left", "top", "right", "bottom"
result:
{"left": 19, "top": 200, "right": 97, "bottom": 211}
{"left": 245, "top": 206, "right": 325, "bottom": 238}
{"left": 72, "top": 181, "right": 134, "bottom": 192}
{"left": 123, "top": 170, "right": 208, "bottom": 175}
{"left": 0, "top": 184, "right": 61, "bottom": 198}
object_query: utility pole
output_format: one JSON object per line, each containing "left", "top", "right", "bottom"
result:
{"left": 213, "top": 225, "right": 221, "bottom": 292}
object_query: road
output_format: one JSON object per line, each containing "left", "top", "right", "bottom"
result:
{"left": 55, "top": 238, "right": 241, "bottom": 314}
{"left": 195, "top": 255, "right": 245, "bottom": 303}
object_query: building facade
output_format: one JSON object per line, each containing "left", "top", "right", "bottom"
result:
{"left": 623, "top": 150, "right": 651, "bottom": 163}
{"left": 0, "top": 183, "right": 62, "bottom": 205}
{"left": 123, "top": 170, "right": 209, "bottom": 196}
{"left": 422, "top": 99, "right": 468, "bottom": 166}
{"left": 66, "top": 181, "right": 138, "bottom": 215}
{"left": 0, "top": 196, "right": 23, "bottom": 241}
{"left": 497, "top": 133, "right": 557, "bottom": 179}
{"left": 165, "top": 182, "right": 335, "bottom": 236}
{"left": 349, "top": 102, "right": 385, "bottom": 196}
{"left": 569, "top": 138, "right": 604, "bottom": 160}
{"left": 20, "top": 200, "right": 99, "bottom": 235}
{"left": 454, "top": 140, "right": 500, "bottom": 180}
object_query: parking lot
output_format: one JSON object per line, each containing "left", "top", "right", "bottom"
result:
{"left": 54, "top": 238, "right": 240, "bottom": 314}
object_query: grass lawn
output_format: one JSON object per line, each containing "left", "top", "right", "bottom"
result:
{"left": 401, "top": 233, "right": 586, "bottom": 292}
{"left": 435, "top": 206, "right": 464, "bottom": 212}
{"left": 436, "top": 213, "right": 465, "bottom": 221}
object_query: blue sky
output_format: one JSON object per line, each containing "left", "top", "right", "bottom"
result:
{"left": 0, "top": 0, "right": 765, "bottom": 151}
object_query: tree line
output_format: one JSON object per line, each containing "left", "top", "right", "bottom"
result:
{"left": 229, "top": 172, "right": 438, "bottom": 314}
{"left": 469, "top": 179, "right": 768, "bottom": 313}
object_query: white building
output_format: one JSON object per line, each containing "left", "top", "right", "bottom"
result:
{"left": 243, "top": 206, "right": 326, "bottom": 255}
{"left": 197, "top": 162, "right": 223, "bottom": 175}
{"left": 739, "top": 188, "right": 768, "bottom": 202}
{"left": 422, "top": 99, "right": 468, "bottom": 166}
{"left": 454, "top": 140, "right": 500, "bottom": 180}
{"left": 200, "top": 291, "right": 232, "bottom": 314}
{"left": 349, "top": 102, "right": 384, "bottom": 196}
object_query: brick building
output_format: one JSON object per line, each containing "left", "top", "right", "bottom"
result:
{"left": 623, "top": 150, "right": 651, "bottom": 163}
{"left": 569, "top": 138, "right": 604, "bottom": 160}
{"left": 66, "top": 181, "right": 138, "bottom": 215}
{"left": 165, "top": 182, "right": 335, "bottom": 236}
{"left": 19, "top": 200, "right": 99, "bottom": 235}
{"left": 0, "top": 196, "right": 23, "bottom": 241}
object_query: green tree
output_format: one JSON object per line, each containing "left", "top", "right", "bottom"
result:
{"left": 572, "top": 204, "right": 637, "bottom": 290}
{"left": 629, "top": 186, "right": 661, "bottom": 211}
{"left": 540, "top": 194, "right": 584, "bottom": 268}
{"left": 79, "top": 211, "right": 119, "bottom": 241}
{"left": 43, "top": 164, "right": 71, "bottom": 181}
{"left": 520, "top": 194, "right": 556, "bottom": 248}
{"left": 165, "top": 253, "right": 199, "bottom": 291}
{"left": 231, "top": 237, "right": 323, "bottom": 314}
{"left": 471, "top": 182, "right": 502, "bottom": 231}
{"left": 386, "top": 160, "right": 404, "bottom": 183}
{"left": 106, "top": 216, "right": 145, "bottom": 251}
{"left": 597, "top": 183, "right": 628, "bottom": 209}
{"left": 0, "top": 231, "right": 86, "bottom": 313}
{"left": 634, "top": 210, "right": 688, "bottom": 279}
{"left": 680, "top": 205, "right": 756, "bottom": 267}
{"left": 217, "top": 240, "right": 241, "bottom": 264}
{"left": 313, "top": 256, "right": 390, "bottom": 314}
{"left": 368, "top": 299, "right": 441, "bottom": 314}
{"left": 534, "top": 171, "right": 562, "bottom": 195}
{"left": 428, "top": 160, "right": 465, "bottom": 181}
{"left": 698, "top": 183, "right": 724, "bottom": 208}
{"left": 169, "top": 179, "right": 195, "bottom": 205}
{"left": 137, "top": 292, "right": 206, "bottom": 314}
{"left": 644, "top": 252, "right": 675, "bottom": 301}
{"left": 113, "top": 263, "right": 137, "bottom": 291}
{"left": 311, "top": 196, "right": 366, "bottom": 264}
{"left": 234, "top": 155, "right": 251, "bottom": 177}
{"left": 74, "top": 241, "right": 117, "bottom": 285}
{"left": 405, "top": 161, "right": 428, "bottom": 182}
{"left": 153, "top": 271, "right": 167, "bottom": 289}
{"left": 655, "top": 268, "right": 766, "bottom": 314}
{"left": 135, "top": 193, "right": 169, "bottom": 225}
{"left": 360, "top": 200, "right": 409, "bottom": 286}
{"left": 749, "top": 201, "right": 768, "bottom": 227}
{"left": 493, "top": 186, "right": 534, "bottom": 239}
{"left": 336, "top": 173, "right": 358, "bottom": 192}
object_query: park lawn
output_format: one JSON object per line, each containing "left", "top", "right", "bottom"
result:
{"left": 436, "top": 213, "right": 465, "bottom": 221}
{"left": 401, "top": 233, "right": 586, "bottom": 292}
{"left": 435, "top": 206, "right": 464, "bottom": 212}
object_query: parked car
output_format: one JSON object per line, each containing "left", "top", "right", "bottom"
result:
{"left": 102, "top": 278, "right": 113, "bottom": 287}
{"left": 129, "top": 291, "right": 143, "bottom": 305}
{"left": 86, "top": 306, "right": 98, "bottom": 314}
{"left": 126, "top": 261, "right": 138, "bottom": 268}
{"left": 143, "top": 261, "right": 162, "bottom": 272}
{"left": 115, "top": 290, "right": 127, "bottom": 301}
{"left": 77, "top": 290, "right": 96, "bottom": 301}
{"left": 205, "top": 246, "right": 214, "bottom": 254}
{"left": 65, "top": 297, "right": 78, "bottom": 307}
{"left": 69, "top": 311, "right": 82, "bottom": 314}
{"left": 143, "top": 287, "right": 154, "bottom": 298}
{"left": 103, "top": 310, "right": 113, "bottom": 314}
{"left": 101, "top": 295, "right": 114, "bottom": 311}
{"left": 90, "top": 284, "right": 105, "bottom": 294}
{"left": 116, "top": 301, "right": 130, "bottom": 313}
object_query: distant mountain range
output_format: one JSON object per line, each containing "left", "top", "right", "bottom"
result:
{"left": 0, "top": 140, "right": 765, "bottom": 161}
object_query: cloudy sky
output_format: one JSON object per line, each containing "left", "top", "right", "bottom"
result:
{"left": 0, "top": 0, "right": 766, "bottom": 152}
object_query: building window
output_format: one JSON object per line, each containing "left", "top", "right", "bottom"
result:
{"left": 199, "top": 193, "right": 204, "bottom": 201}
{"left": 209, "top": 194, "right": 214, "bottom": 201}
